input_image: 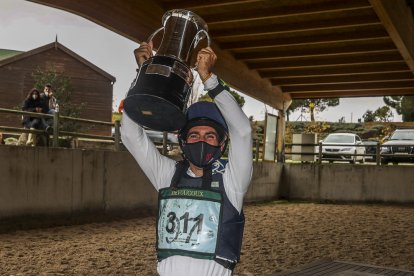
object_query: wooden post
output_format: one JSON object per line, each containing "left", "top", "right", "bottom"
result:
{"left": 114, "top": 120, "right": 121, "bottom": 151}
{"left": 52, "top": 111, "right": 59, "bottom": 147}
{"left": 318, "top": 142, "right": 322, "bottom": 164}
{"left": 376, "top": 142, "right": 381, "bottom": 165}
{"left": 276, "top": 111, "right": 286, "bottom": 163}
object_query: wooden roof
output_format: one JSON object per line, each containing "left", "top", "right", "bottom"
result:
{"left": 29, "top": 0, "right": 414, "bottom": 110}
{"left": 0, "top": 41, "right": 116, "bottom": 82}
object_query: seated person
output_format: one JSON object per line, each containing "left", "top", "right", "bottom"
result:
{"left": 40, "top": 84, "right": 58, "bottom": 132}
{"left": 43, "top": 84, "right": 59, "bottom": 113}
{"left": 22, "top": 88, "right": 47, "bottom": 146}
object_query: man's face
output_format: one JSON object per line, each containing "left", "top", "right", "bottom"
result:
{"left": 44, "top": 86, "right": 51, "bottom": 93}
{"left": 186, "top": 126, "right": 219, "bottom": 146}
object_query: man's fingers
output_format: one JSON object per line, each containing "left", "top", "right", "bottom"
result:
{"left": 134, "top": 42, "right": 154, "bottom": 66}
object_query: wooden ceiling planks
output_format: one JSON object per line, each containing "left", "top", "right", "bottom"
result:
{"left": 29, "top": 0, "right": 414, "bottom": 108}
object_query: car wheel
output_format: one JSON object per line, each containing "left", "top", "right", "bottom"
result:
{"left": 382, "top": 159, "right": 389, "bottom": 165}
{"left": 392, "top": 162, "right": 399, "bottom": 165}
{"left": 359, "top": 156, "right": 365, "bottom": 164}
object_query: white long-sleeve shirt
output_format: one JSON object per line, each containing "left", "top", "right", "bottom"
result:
{"left": 121, "top": 75, "right": 253, "bottom": 276}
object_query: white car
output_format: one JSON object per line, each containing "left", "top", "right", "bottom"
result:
{"left": 321, "top": 133, "right": 366, "bottom": 164}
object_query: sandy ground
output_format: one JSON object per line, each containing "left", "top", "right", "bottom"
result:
{"left": 1, "top": 202, "right": 413, "bottom": 276}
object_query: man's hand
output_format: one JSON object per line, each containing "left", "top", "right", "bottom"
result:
{"left": 195, "top": 47, "right": 217, "bottom": 82}
{"left": 134, "top": 41, "right": 153, "bottom": 67}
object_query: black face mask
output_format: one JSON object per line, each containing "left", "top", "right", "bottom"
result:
{"left": 182, "top": 141, "right": 223, "bottom": 168}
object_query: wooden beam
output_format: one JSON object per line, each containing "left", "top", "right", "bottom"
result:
{"left": 214, "top": 23, "right": 383, "bottom": 42}
{"left": 219, "top": 28, "right": 388, "bottom": 51}
{"left": 207, "top": 10, "right": 380, "bottom": 39}
{"left": 282, "top": 80, "right": 414, "bottom": 93}
{"left": 29, "top": 0, "right": 287, "bottom": 110}
{"left": 29, "top": 0, "right": 165, "bottom": 43}
{"left": 247, "top": 50, "right": 402, "bottom": 69}
{"left": 161, "top": 0, "right": 260, "bottom": 11}
{"left": 270, "top": 71, "right": 414, "bottom": 86}
{"left": 259, "top": 61, "right": 409, "bottom": 78}
{"left": 369, "top": 0, "right": 414, "bottom": 73}
{"left": 164, "top": 0, "right": 370, "bottom": 17}
{"left": 231, "top": 36, "right": 391, "bottom": 52}
{"left": 202, "top": 1, "right": 371, "bottom": 25}
{"left": 212, "top": 43, "right": 288, "bottom": 110}
{"left": 233, "top": 39, "right": 396, "bottom": 60}
{"left": 291, "top": 87, "right": 414, "bottom": 99}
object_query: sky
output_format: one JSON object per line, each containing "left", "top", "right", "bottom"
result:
{"left": 0, "top": 0, "right": 402, "bottom": 122}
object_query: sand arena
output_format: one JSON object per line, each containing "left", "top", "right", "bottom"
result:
{"left": 0, "top": 202, "right": 413, "bottom": 275}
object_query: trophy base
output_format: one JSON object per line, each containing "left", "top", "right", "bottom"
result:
{"left": 123, "top": 94, "right": 186, "bottom": 132}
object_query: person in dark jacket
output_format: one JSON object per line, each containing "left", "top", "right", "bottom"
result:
{"left": 21, "top": 88, "right": 46, "bottom": 146}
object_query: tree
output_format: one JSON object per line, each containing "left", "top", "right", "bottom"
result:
{"left": 374, "top": 106, "right": 393, "bottom": 122}
{"left": 362, "top": 106, "right": 393, "bottom": 122}
{"left": 383, "top": 96, "right": 414, "bottom": 121}
{"left": 401, "top": 96, "right": 414, "bottom": 121}
{"left": 287, "top": 98, "right": 339, "bottom": 122}
{"left": 362, "top": 110, "right": 376, "bottom": 122}
{"left": 286, "top": 99, "right": 305, "bottom": 121}
{"left": 32, "top": 67, "right": 84, "bottom": 132}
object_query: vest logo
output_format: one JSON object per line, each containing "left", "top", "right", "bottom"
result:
{"left": 211, "top": 181, "right": 219, "bottom": 188}
{"left": 170, "top": 189, "right": 204, "bottom": 197}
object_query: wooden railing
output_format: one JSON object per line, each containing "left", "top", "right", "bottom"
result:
{"left": 0, "top": 108, "right": 121, "bottom": 151}
{"left": 0, "top": 107, "right": 266, "bottom": 158}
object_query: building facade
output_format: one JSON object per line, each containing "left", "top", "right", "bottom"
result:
{"left": 0, "top": 41, "right": 115, "bottom": 135}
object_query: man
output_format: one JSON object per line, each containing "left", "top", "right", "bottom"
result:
{"left": 43, "top": 84, "right": 59, "bottom": 113}
{"left": 121, "top": 42, "right": 253, "bottom": 276}
{"left": 41, "top": 84, "right": 59, "bottom": 133}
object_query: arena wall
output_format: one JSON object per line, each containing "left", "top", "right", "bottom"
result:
{"left": 0, "top": 145, "right": 282, "bottom": 220}
{"left": 282, "top": 163, "right": 414, "bottom": 203}
{"left": 1, "top": 145, "right": 413, "bottom": 222}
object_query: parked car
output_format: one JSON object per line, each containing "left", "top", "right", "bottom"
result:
{"left": 321, "top": 133, "right": 366, "bottom": 164}
{"left": 380, "top": 129, "right": 414, "bottom": 164}
{"left": 362, "top": 139, "right": 379, "bottom": 162}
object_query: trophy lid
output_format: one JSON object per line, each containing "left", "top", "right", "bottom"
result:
{"left": 162, "top": 9, "right": 208, "bottom": 33}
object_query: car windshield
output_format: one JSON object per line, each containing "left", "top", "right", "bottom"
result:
{"left": 390, "top": 130, "right": 414, "bottom": 140}
{"left": 324, "top": 135, "right": 354, "bottom": 143}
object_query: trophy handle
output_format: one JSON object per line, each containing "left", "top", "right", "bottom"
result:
{"left": 193, "top": 29, "right": 211, "bottom": 48}
{"left": 146, "top": 26, "right": 165, "bottom": 45}
{"left": 190, "top": 30, "right": 211, "bottom": 70}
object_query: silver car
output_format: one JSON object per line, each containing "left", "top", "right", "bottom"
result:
{"left": 321, "top": 133, "right": 366, "bottom": 164}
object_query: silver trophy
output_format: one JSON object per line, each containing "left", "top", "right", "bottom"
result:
{"left": 123, "top": 9, "right": 210, "bottom": 131}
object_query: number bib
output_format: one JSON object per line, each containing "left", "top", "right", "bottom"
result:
{"left": 157, "top": 188, "right": 223, "bottom": 260}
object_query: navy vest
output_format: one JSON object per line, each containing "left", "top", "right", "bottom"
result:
{"left": 157, "top": 159, "right": 245, "bottom": 267}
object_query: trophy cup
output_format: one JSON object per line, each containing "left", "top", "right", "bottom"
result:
{"left": 123, "top": 9, "right": 210, "bottom": 131}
